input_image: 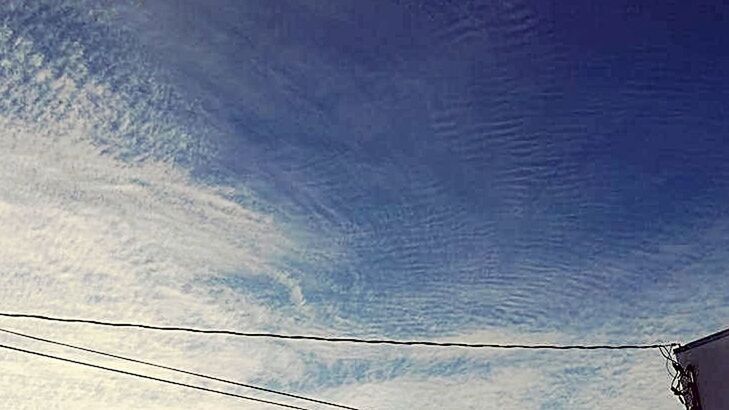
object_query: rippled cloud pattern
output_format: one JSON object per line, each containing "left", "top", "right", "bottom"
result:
{"left": 1, "top": 1, "right": 728, "bottom": 408}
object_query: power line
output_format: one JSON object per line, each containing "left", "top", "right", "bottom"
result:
{"left": 0, "top": 342, "right": 311, "bottom": 410}
{"left": 0, "top": 327, "right": 358, "bottom": 410}
{"left": 0, "top": 312, "right": 677, "bottom": 350}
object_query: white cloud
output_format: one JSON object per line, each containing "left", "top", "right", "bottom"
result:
{"left": 0, "top": 5, "right": 318, "bottom": 407}
{"left": 319, "top": 370, "right": 547, "bottom": 410}
{"left": 0, "top": 2, "right": 691, "bottom": 409}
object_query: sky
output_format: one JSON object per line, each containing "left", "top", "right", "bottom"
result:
{"left": 0, "top": 0, "right": 728, "bottom": 408}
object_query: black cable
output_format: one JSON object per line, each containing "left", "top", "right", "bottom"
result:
{"left": 0, "top": 312, "right": 678, "bottom": 350}
{"left": 0, "top": 327, "right": 358, "bottom": 410}
{"left": 0, "top": 343, "right": 310, "bottom": 410}
{"left": 659, "top": 344, "right": 690, "bottom": 405}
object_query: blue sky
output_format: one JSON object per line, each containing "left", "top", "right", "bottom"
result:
{"left": 0, "top": 1, "right": 728, "bottom": 408}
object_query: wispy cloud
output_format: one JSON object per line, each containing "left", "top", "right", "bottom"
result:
{"left": 0, "top": 4, "right": 320, "bottom": 407}
{"left": 0, "top": 1, "right": 699, "bottom": 409}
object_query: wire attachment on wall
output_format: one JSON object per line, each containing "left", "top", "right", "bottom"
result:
{"left": 660, "top": 345, "right": 701, "bottom": 410}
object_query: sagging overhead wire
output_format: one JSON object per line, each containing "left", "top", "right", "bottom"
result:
{"left": 0, "top": 343, "right": 312, "bottom": 410}
{"left": 0, "top": 312, "right": 678, "bottom": 350}
{"left": 0, "top": 327, "right": 359, "bottom": 410}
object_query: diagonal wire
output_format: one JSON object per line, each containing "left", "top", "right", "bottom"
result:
{"left": 0, "top": 312, "right": 677, "bottom": 350}
{"left": 0, "top": 327, "right": 359, "bottom": 410}
{"left": 0, "top": 342, "right": 311, "bottom": 410}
